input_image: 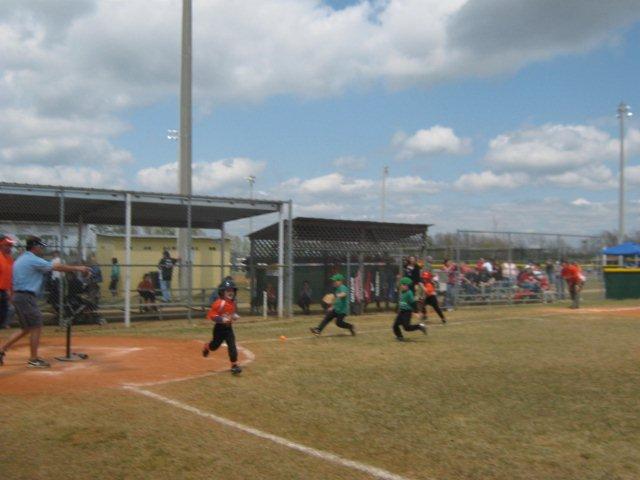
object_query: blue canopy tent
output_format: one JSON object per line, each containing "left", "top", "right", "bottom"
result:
{"left": 602, "top": 243, "right": 640, "bottom": 299}
{"left": 602, "top": 242, "right": 640, "bottom": 256}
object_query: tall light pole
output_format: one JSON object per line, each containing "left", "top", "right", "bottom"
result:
{"left": 177, "top": 0, "right": 192, "bottom": 298}
{"left": 617, "top": 102, "right": 632, "bottom": 244}
{"left": 246, "top": 175, "right": 256, "bottom": 233}
{"left": 381, "top": 165, "right": 389, "bottom": 221}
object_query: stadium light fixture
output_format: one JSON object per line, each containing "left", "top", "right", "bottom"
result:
{"left": 166, "top": 129, "right": 179, "bottom": 140}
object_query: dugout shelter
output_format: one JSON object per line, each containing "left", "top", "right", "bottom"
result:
{"left": 0, "top": 182, "right": 291, "bottom": 323}
{"left": 248, "top": 217, "right": 431, "bottom": 314}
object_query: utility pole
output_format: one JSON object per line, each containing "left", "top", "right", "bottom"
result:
{"left": 381, "top": 166, "right": 389, "bottom": 221}
{"left": 617, "top": 102, "right": 632, "bottom": 244}
{"left": 177, "top": 0, "right": 192, "bottom": 298}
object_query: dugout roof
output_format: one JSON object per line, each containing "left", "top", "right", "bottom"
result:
{"left": 249, "top": 217, "right": 431, "bottom": 260}
{"left": 0, "top": 183, "right": 283, "bottom": 229}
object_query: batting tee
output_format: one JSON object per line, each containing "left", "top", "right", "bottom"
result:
{"left": 0, "top": 182, "right": 291, "bottom": 323}
{"left": 248, "top": 217, "right": 430, "bottom": 314}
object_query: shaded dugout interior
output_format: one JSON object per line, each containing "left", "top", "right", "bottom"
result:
{"left": 248, "top": 217, "right": 431, "bottom": 314}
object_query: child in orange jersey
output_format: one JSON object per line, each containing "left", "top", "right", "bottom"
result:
{"left": 421, "top": 271, "right": 446, "bottom": 324}
{"left": 202, "top": 278, "right": 242, "bottom": 375}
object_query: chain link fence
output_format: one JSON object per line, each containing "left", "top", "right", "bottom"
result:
{"left": 0, "top": 183, "right": 289, "bottom": 327}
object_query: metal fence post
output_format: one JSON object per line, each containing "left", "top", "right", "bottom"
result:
{"left": 187, "top": 196, "right": 192, "bottom": 322}
{"left": 124, "top": 193, "right": 132, "bottom": 328}
{"left": 58, "top": 190, "right": 65, "bottom": 327}
{"left": 277, "top": 204, "right": 284, "bottom": 318}
{"left": 220, "top": 222, "right": 226, "bottom": 282}
{"left": 286, "top": 200, "right": 294, "bottom": 317}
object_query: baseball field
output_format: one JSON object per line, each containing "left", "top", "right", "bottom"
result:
{"left": 1, "top": 298, "right": 639, "bottom": 480}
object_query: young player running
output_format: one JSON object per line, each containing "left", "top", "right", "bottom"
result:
{"left": 202, "top": 278, "right": 242, "bottom": 375}
{"left": 310, "top": 273, "right": 355, "bottom": 336}
{"left": 421, "top": 271, "right": 446, "bottom": 323}
{"left": 393, "top": 277, "right": 427, "bottom": 341}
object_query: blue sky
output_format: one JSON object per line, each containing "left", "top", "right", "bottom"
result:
{"left": 1, "top": 0, "right": 640, "bottom": 235}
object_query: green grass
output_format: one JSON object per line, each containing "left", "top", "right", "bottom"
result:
{"left": 2, "top": 300, "right": 639, "bottom": 480}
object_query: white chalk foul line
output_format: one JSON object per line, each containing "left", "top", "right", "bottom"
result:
{"left": 124, "top": 344, "right": 256, "bottom": 388}
{"left": 123, "top": 384, "right": 414, "bottom": 480}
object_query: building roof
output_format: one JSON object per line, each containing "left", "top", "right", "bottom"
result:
{"left": 249, "top": 217, "right": 431, "bottom": 259}
{"left": 0, "top": 183, "right": 284, "bottom": 229}
{"left": 249, "top": 217, "right": 431, "bottom": 241}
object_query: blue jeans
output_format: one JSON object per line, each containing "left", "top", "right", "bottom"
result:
{"left": 554, "top": 276, "right": 565, "bottom": 299}
{"left": 159, "top": 279, "right": 171, "bottom": 302}
{"left": 444, "top": 284, "right": 457, "bottom": 309}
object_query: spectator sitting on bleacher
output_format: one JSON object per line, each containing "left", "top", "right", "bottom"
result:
{"left": 137, "top": 274, "right": 157, "bottom": 312}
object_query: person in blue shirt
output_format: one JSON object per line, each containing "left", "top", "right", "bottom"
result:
{"left": 0, "top": 237, "right": 90, "bottom": 369}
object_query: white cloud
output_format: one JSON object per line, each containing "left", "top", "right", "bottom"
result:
{"left": 295, "top": 202, "right": 345, "bottom": 216}
{"left": 0, "top": 165, "right": 124, "bottom": 189}
{"left": 332, "top": 156, "right": 367, "bottom": 171}
{"left": 454, "top": 170, "right": 528, "bottom": 192}
{"left": 1, "top": 0, "right": 639, "bottom": 195}
{"left": 627, "top": 165, "right": 640, "bottom": 185}
{"left": 386, "top": 176, "right": 444, "bottom": 194}
{"left": 545, "top": 165, "right": 617, "bottom": 190}
{"left": 394, "top": 126, "right": 472, "bottom": 159}
{"left": 485, "top": 124, "right": 622, "bottom": 173}
{"left": 571, "top": 198, "right": 592, "bottom": 206}
{"left": 136, "top": 158, "right": 266, "bottom": 194}
{"left": 286, "top": 173, "right": 375, "bottom": 197}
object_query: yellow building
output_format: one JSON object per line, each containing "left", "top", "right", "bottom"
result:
{"left": 95, "top": 233, "right": 232, "bottom": 296}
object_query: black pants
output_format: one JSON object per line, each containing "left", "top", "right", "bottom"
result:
{"left": 317, "top": 310, "right": 352, "bottom": 332}
{"left": 209, "top": 323, "right": 238, "bottom": 363}
{"left": 393, "top": 310, "right": 421, "bottom": 338}
{"left": 422, "top": 295, "right": 445, "bottom": 321}
{"left": 0, "top": 290, "right": 8, "bottom": 328}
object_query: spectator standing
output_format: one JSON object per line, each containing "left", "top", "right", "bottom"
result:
{"left": 561, "top": 260, "right": 584, "bottom": 309}
{"left": 501, "top": 260, "right": 518, "bottom": 286}
{"left": 0, "top": 235, "right": 16, "bottom": 329}
{"left": 109, "top": 257, "right": 120, "bottom": 297}
{"left": 158, "top": 250, "right": 179, "bottom": 302}
{"left": 482, "top": 258, "right": 494, "bottom": 274}
{"left": 443, "top": 258, "right": 458, "bottom": 311}
{"left": 553, "top": 260, "right": 565, "bottom": 300}
{"left": 403, "top": 255, "right": 422, "bottom": 289}
{"left": 0, "top": 237, "right": 90, "bottom": 368}
{"left": 298, "top": 280, "right": 312, "bottom": 315}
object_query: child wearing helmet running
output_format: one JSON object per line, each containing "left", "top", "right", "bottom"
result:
{"left": 202, "top": 278, "right": 242, "bottom": 375}
{"left": 394, "top": 277, "right": 427, "bottom": 341}
{"left": 310, "top": 273, "right": 355, "bottom": 336}
{"left": 421, "top": 271, "right": 446, "bottom": 324}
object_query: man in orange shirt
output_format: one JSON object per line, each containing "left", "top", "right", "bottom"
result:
{"left": 0, "top": 235, "right": 16, "bottom": 329}
{"left": 561, "top": 259, "right": 584, "bottom": 309}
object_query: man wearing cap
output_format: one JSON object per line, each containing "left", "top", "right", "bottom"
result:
{"left": 310, "top": 273, "right": 355, "bottom": 336}
{"left": 0, "top": 235, "right": 16, "bottom": 329}
{"left": 0, "top": 236, "right": 90, "bottom": 368}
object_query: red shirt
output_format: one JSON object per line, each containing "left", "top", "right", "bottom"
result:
{"left": 0, "top": 253, "right": 13, "bottom": 292}
{"left": 561, "top": 264, "right": 581, "bottom": 283}
{"left": 424, "top": 281, "right": 436, "bottom": 296}
{"left": 207, "top": 298, "right": 236, "bottom": 322}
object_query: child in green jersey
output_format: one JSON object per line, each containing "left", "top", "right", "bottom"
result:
{"left": 394, "top": 277, "right": 427, "bottom": 341}
{"left": 310, "top": 273, "right": 355, "bottom": 336}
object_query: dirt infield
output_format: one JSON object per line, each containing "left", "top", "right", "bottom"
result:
{"left": 0, "top": 336, "right": 251, "bottom": 395}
